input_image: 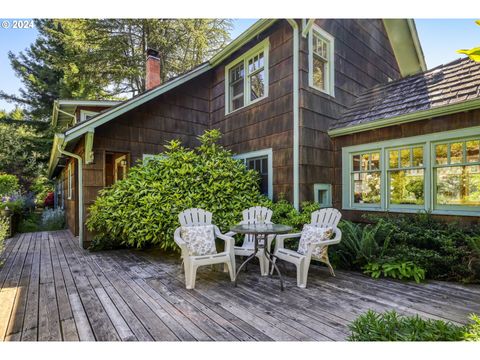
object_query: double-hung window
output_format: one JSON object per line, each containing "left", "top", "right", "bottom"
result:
{"left": 67, "top": 162, "right": 73, "bottom": 200}
{"left": 342, "top": 127, "right": 480, "bottom": 216}
{"left": 225, "top": 38, "right": 269, "bottom": 114}
{"left": 309, "top": 25, "right": 335, "bottom": 95}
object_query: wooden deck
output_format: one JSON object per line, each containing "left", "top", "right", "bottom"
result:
{"left": 1, "top": 230, "right": 479, "bottom": 341}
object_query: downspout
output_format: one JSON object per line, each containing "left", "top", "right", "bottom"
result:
{"left": 287, "top": 19, "right": 300, "bottom": 210}
{"left": 57, "top": 136, "right": 84, "bottom": 248}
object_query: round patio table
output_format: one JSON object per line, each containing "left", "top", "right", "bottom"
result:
{"left": 230, "top": 223, "right": 292, "bottom": 291}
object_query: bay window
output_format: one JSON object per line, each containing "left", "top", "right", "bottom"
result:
{"left": 342, "top": 127, "right": 480, "bottom": 216}
{"left": 225, "top": 39, "right": 269, "bottom": 114}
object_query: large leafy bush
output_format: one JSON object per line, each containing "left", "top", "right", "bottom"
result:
{"left": 0, "top": 174, "right": 20, "bottom": 196}
{"left": 86, "top": 130, "right": 267, "bottom": 250}
{"left": 348, "top": 310, "right": 472, "bottom": 341}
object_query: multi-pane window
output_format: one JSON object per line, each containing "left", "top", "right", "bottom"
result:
{"left": 434, "top": 140, "right": 480, "bottom": 207}
{"left": 246, "top": 156, "right": 269, "bottom": 196}
{"left": 351, "top": 152, "right": 381, "bottom": 204}
{"left": 309, "top": 26, "right": 334, "bottom": 95}
{"left": 225, "top": 39, "right": 269, "bottom": 114}
{"left": 343, "top": 129, "right": 480, "bottom": 215}
{"left": 388, "top": 146, "right": 425, "bottom": 206}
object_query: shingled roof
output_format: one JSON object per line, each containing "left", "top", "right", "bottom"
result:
{"left": 330, "top": 57, "right": 480, "bottom": 132}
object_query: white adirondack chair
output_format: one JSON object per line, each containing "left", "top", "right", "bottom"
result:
{"left": 225, "top": 206, "right": 273, "bottom": 276}
{"left": 174, "top": 208, "right": 236, "bottom": 289}
{"left": 272, "top": 208, "right": 342, "bottom": 288}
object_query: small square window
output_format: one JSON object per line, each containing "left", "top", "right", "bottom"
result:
{"left": 314, "top": 184, "right": 332, "bottom": 208}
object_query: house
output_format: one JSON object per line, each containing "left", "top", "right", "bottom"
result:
{"left": 47, "top": 18, "right": 480, "bottom": 248}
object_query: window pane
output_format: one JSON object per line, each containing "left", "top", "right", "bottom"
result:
{"left": 370, "top": 153, "right": 380, "bottom": 170}
{"left": 412, "top": 147, "right": 424, "bottom": 167}
{"left": 361, "top": 154, "right": 369, "bottom": 171}
{"left": 390, "top": 169, "right": 424, "bottom": 205}
{"left": 229, "top": 63, "right": 244, "bottom": 111}
{"left": 389, "top": 150, "right": 399, "bottom": 169}
{"left": 248, "top": 52, "right": 264, "bottom": 73}
{"left": 231, "top": 97, "right": 244, "bottom": 111}
{"left": 312, "top": 55, "right": 326, "bottom": 90}
{"left": 246, "top": 156, "right": 269, "bottom": 196}
{"left": 400, "top": 148, "right": 410, "bottom": 168}
{"left": 249, "top": 70, "right": 265, "bottom": 101}
{"left": 450, "top": 142, "right": 463, "bottom": 164}
{"left": 436, "top": 165, "right": 480, "bottom": 206}
{"left": 353, "top": 155, "right": 360, "bottom": 171}
{"left": 467, "top": 140, "right": 480, "bottom": 163}
{"left": 353, "top": 172, "right": 381, "bottom": 204}
{"left": 435, "top": 144, "right": 448, "bottom": 165}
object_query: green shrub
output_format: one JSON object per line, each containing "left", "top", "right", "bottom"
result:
{"left": 464, "top": 314, "right": 480, "bottom": 341}
{"left": 0, "top": 216, "right": 9, "bottom": 262}
{"left": 0, "top": 173, "right": 20, "bottom": 196}
{"left": 86, "top": 130, "right": 268, "bottom": 250}
{"left": 363, "top": 261, "right": 426, "bottom": 283}
{"left": 348, "top": 310, "right": 465, "bottom": 341}
{"left": 363, "top": 213, "right": 480, "bottom": 282}
{"left": 18, "top": 213, "right": 41, "bottom": 233}
{"left": 330, "top": 220, "right": 392, "bottom": 270}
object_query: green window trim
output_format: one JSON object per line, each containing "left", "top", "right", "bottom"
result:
{"left": 313, "top": 183, "right": 332, "bottom": 208}
{"left": 341, "top": 126, "right": 480, "bottom": 216}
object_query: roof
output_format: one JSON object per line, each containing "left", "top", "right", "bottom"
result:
{"left": 52, "top": 99, "right": 122, "bottom": 129}
{"left": 329, "top": 57, "right": 480, "bottom": 136}
{"left": 48, "top": 18, "right": 426, "bottom": 178}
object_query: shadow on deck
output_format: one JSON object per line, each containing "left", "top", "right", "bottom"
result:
{"left": 1, "top": 230, "right": 479, "bottom": 341}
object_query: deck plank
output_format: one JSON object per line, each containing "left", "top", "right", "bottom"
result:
{"left": 1, "top": 229, "right": 480, "bottom": 342}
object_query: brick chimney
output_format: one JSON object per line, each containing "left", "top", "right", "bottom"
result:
{"left": 145, "top": 48, "right": 161, "bottom": 90}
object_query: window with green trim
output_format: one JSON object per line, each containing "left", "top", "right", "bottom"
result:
{"left": 351, "top": 152, "right": 381, "bottom": 205}
{"left": 342, "top": 127, "right": 480, "bottom": 216}
{"left": 388, "top": 146, "right": 425, "bottom": 206}
{"left": 434, "top": 139, "right": 480, "bottom": 207}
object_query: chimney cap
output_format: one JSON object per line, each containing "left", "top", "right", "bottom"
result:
{"left": 146, "top": 48, "right": 159, "bottom": 58}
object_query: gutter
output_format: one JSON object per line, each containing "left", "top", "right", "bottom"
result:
{"left": 56, "top": 134, "right": 84, "bottom": 248}
{"left": 287, "top": 19, "right": 300, "bottom": 210}
{"left": 328, "top": 98, "right": 480, "bottom": 137}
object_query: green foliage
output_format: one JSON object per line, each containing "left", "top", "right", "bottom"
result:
{"left": 266, "top": 197, "right": 321, "bottom": 231}
{"left": 1, "top": 19, "right": 232, "bottom": 120}
{"left": 331, "top": 220, "right": 392, "bottom": 270}
{"left": 0, "top": 122, "right": 52, "bottom": 190}
{"left": 362, "top": 213, "right": 480, "bottom": 282}
{"left": 457, "top": 20, "right": 480, "bottom": 62}
{"left": 464, "top": 314, "right": 480, "bottom": 341}
{"left": 0, "top": 174, "right": 20, "bottom": 196}
{"left": 348, "top": 310, "right": 466, "bottom": 341}
{"left": 363, "top": 261, "right": 426, "bottom": 283}
{"left": 0, "top": 216, "right": 9, "bottom": 251}
{"left": 18, "top": 208, "right": 65, "bottom": 233}
{"left": 86, "top": 130, "right": 266, "bottom": 250}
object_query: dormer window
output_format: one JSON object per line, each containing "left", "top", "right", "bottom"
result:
{"left": 225, "top": 38, "right": 269, "bottom": 114}
{"left": 309, "top": 25, "right": 335, "bottom": 96}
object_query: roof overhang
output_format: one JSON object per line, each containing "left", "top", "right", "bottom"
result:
{"left": 383, "top": 19, "right": 427, "bottom": 76}
{"left": 209, "top": 19, "right": 277, "bottom": 67}
{"left": 52, "top": 99, "right": 122, "bottom": 128}
{"left": 328, "top": 98, "right": 480, "bottom": 138}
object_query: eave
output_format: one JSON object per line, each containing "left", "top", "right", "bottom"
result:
{"left": 383, "top": 19, "right": 427, "bottom": 76}
{"left": 328, "top": 98, "right": 480, "bottom": 138}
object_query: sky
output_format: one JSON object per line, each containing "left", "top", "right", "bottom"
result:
{"left": 0, "top": 18, "right": 479, "bottom": 112}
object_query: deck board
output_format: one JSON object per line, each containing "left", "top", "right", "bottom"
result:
{"left": 1, "top": 230, "right": 479, "bottom": 341}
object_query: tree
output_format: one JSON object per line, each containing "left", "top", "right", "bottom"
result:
{"left": 1, "top": 19, "right": 232, "bottom": 121}
{"left": 457, "top": 20, "right": 480, "bottom": 62}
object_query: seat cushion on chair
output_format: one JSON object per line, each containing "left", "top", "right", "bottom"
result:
{"left": 180, "top": 225, "right": 217, "bottom": 256}
{"left": 297, "top": 225, "right": 333, "bottom": 258}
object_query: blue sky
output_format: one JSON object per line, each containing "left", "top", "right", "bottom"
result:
{"left": 0, "top": 18, "right": 479, "bottom": 112}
